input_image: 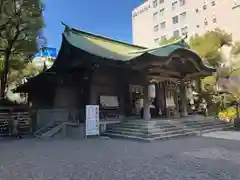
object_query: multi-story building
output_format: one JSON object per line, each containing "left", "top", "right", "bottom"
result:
{"left": 132, "top": 0, "right": 240, "bottom": 48}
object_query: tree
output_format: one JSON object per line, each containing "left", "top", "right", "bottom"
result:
{"left": 189, "top": 29, "right": 232, "bottom": 67}
{"left": 159, "top": 36, "right": 181, "bottom": 45}
{"left": 8, "top": 63, "right": 41, "bottom": 85}
{"left": 0, "top": 0, "right": 45, "bottom": 99}
{"left": 159, "top": 29, "right": 232, "bottom": 67}
{"left": 231, "top": 41, "right": 240, "bottom": 55}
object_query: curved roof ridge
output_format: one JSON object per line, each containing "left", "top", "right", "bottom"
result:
{"left": 128, "top": 35, "right": 189, "bottom": 54}
{"left": 183, "top": 48, "right": 215, "bottom": 70}
{"left": 61, "top": 21, "right": 147, "bottom": 50}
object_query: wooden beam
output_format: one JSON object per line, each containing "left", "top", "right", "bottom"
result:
{"left": 148, "top": 68, "right": 182, "bottom": 77}
{"left": 183, "top": 71, "right": 211, "bottom": 80}
{"left": 166, "top": 53, "right": 202, "bottom": 73}
{"left": 185, "top": 57, "right": 201, "bottom": 72}
{"left": 164, "top": 55, "right": 181, "bottom": 66}
{"left": 148, "top": 75, "right": 179, "bottom": 83}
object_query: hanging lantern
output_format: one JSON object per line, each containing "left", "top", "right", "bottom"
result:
{"left": 148, "top": 84, "right": 156, "bottom": 99}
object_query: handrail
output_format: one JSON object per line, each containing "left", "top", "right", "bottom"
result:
{"left": 34, "top": 121, "right": 55, "bottom": 135}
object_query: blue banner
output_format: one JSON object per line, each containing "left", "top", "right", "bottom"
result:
{"left": 34, "top": 47, "right": 57, "bottom": 58}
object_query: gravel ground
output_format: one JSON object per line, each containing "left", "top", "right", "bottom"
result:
{"left": 1, "top": 136, "right": 240, "bottom": 180}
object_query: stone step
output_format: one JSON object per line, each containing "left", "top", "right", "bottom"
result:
{"left": 162, "top": 119, "right": 229, "bottom": 125}
{"left": 124, "top": 116, "right": 214, "bottom": 123}
{"left": 175, "top": 122, "right": 232, "bottom": 130}
{"left": 105, "top": 119, "right": 233, "bottom": 141}
{"left": 108, "top": 123, "right": 176, "bottom": 129}
{"left": 105, "top": 126, "right": 232, "bottom": 142}
{"left": 124, "top": 118, "right": 218, "bottom": 125}
{"left": 107, "top": 128, "right": 192, "bottom": 138}
{"left": 35, "top": 122, "right": 63, "bottom": 139}
{"left": 108, "top": 126, "right": 180, "bottom": 133}
{"left": 121, "top": 118, "right": 226, "bottom": 125}
{"left": 152, "top": 126, "right": 233, "bottom": 141}
{"left": 175, "top": 120, "right": 229, "bottom": 126}
{"left": 107, "top": 123, "right": 232, "bottom": 138}
{"left": 108, "top": 122, "right": 233, "bottom": 134}
{"left": 103, "top": 132, "right": 153, "bottom": 141}
{"left": 108, "top": 120, "right": 232, "bottom": 131}
{"left": 183, "top": 122, "right": 233, "bottom": 130}
{"left": 104, "top": 130, "right": 198, "bottom": 142}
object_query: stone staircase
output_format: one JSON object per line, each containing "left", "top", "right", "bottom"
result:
{"left": 104, "top": 116, "right": 233, "bottom": 141}
{"left": 35, "top": 121, "right": 84, "bottom": 140}
{"left": 35, "top": 121, "right": 63, "bottom": 139}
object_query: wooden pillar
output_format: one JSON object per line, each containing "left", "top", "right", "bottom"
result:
{"left": 123, "top": 83, "right": 131, "bottom": 117}
{"left": 156, "top": 82, "right": 166, "bottom": 117}
{"left": 195, "top": 79, "right": 202, "bottom": 93}
{"left": 143, "top": 83, "right": 151, "bottom": 120}
{"left": 119, "top": 70, "right": 131, "bottom": 117}
{"left": 173, "top": 87, "right": 180, "bottom": 117}
{"left": 154, "top": 83, "right": 160, "bottom": 116}
{"left": 116, "top": 69, "right": 129, "bottom": 117}
{"left": 162, "top": 81, "right": 168, "bottom": 117}
{"left": 179, "top": 80, "right": 188, "bottom": 117}
{"left": 84, "top": 67, "right": 94, "bottom": 105}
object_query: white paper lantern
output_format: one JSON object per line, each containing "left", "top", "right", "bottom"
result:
{"left": 148, "top": 84, "right": 156, "bottom": 98}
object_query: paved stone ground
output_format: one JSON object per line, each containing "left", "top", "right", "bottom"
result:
{"left": 203, "top": 131, "right": 240, "bottom": 140}
{"left": 1, "top": 136, "right": 240, "bottom": 180}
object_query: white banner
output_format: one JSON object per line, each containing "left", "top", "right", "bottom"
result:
{"left": 85, "top": 105, "right": 100, "bottom": 136}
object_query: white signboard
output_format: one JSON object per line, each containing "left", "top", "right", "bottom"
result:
{"left": 85, "top": 105, "right": 100, "bottom": 136}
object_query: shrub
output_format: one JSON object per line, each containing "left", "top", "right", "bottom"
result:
{"left": 218, "top": 106, "right": 240, "bottom": 121}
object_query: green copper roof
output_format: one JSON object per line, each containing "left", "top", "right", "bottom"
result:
{"left": 63, "top": 30, "right": 142, "bottom": 61}
{"left": 135, "top": 44, "right": 187, "bottom": 57}
{"left": 62, "top": 23, "right": 192, "bottom": 61}
{"left": 13, "top": 24, "right": 215, "bottom": 93}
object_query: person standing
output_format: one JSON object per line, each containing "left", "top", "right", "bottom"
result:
{"left": 12, "top": 116, "right": 21, "bottom": 139}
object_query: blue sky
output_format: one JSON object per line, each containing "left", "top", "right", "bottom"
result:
{"left": 43, "top": 0, "right": 143, "bottom": 50}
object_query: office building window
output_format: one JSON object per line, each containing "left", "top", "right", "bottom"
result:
{"left": 173, "top": 30, "right": 180, "bottom": 37}
{"left": 154, "top": 25, "right": 159, "bottom": 32}
{"left": 161, "top": 35, "right": 167, "bottom": 41}
{"left": 160, "top": 8, "right": 165, "bottom": 16}
{"left": 180, "top": 12, "right": 186, "bottom": 22}
{"left": 153, "top": 0, "right": 158, "bottom": 8}
{"left": 153, "top": 12, "right": 158, "bottom": 20}
{"left": 179, "top": 0, "right": 186, "bottom": 6}
{"left": 160, "top": 21, "right": 166, "bottom": 29}
{"left": 154, "top": 38, "right": 159, "bottom": 44}
{"left": 160, "top": 0, "right": 164, "bottom": 4}
{"left": 172, "top": 16, "right": 179, "bottom": 24}
{"left": 212, "top": 1, "right": 216, "bottom": 6}
{"left": 204, "top": 19, "right": 208, "bottom": 26}
{"left": 172, "top": 1, "right": 178, "bottom": 11}
{"left": 213, "top": 17, "right": 217, "bottom": 23}
{"left": 203, "top": 2, "right": 207, "bottom": 10}
{"left": 181, "top": 26, "right": 188, "bottom": 36}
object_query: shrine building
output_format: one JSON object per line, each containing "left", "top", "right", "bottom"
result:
{"left": 14, "top": 23, "right": 215, "bottom": 131}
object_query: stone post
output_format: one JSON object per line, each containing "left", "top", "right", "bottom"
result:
{"left": 179, "top": 80, "right": 188, "bottom": 117}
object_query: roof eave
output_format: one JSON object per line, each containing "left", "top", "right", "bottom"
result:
{"left": 61, "top": 21, "right": 147, "bottom": 50}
